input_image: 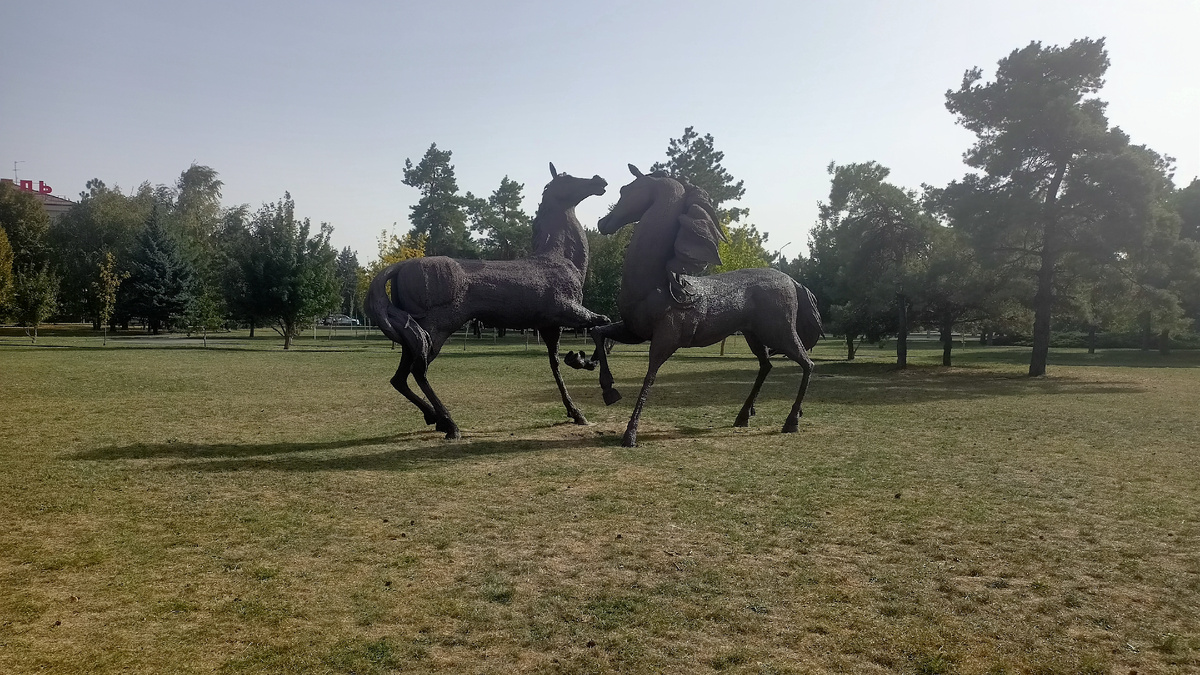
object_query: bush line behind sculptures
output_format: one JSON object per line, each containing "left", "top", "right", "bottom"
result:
{"left": 366, "top": 163, "right": 610, "bottom": 439}
{"left": 574, "top": 164, "right": 822, "bottom": 448}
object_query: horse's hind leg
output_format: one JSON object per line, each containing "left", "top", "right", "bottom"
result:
{"left": 409, "top": 335, "right": 460, "bottom": 440}
{"left": 778, "top": 340, "right": 815, "bottom": 434}
{"left": 390, "top": 348, "right": 438, "bottom": 426}
{"left": 540, "top": 327, "right": 588, "bottom": 425}
{"left": 734, "top": 333, "right": 772, "bottom": 428}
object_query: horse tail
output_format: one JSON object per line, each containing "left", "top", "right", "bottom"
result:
{"left": 793, "top": 279, "right": 824, "bottom": 352}
{"left": 366, "top": 262, "right": 433, "bottom": 369}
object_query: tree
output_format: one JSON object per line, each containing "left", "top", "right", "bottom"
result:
{"left": 95, "top": 251, "right": 128, "bottom": 346}
{"left": 944, "top": 38, "right": 1162, "bottom": 376}
{"left": 168, "top": 164, "right": 225, "bottom": 282}
{"left": 819, "top": 162, "right": 934, "bottom": 367}
{"left": 714, "top": 222, "right": 770, "bottom": 273}
{"left": 356, "top": 229, "right": 426, "bottom": 322}
{"left": 123, "top": 208, "right": 195, "bottom": 334}
{"left": 334, "top": 247, "right": 361, "bottom": 316}
{"left": 651, "top": 126, "right": 747, "bottom": 222}
{"left": 230, "top": 194, "right": 340, "bottom": 349}
{"left": 11, "top": 264, "right": 58, "bottom": 343}
{"left": 0, "top": 228, "right": 12, "bottom": 315}
{"left": 402, "top": 143, "right": 478, "bottom": 258}
{"left": 583, "top": 226, "right": 630, "bottom": 323}
{"left": 49, "top": 179, "right": 156, "bottom": 325}
{"left": 0, "top": 181, "right": 51, "bottom": 271}
{"left": 466, "top": 176, "right": 532, "bottom": 260}
{"left": 184, "top": 286, "right": 225, "bottom": 347}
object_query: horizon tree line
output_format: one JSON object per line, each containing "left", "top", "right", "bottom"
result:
{"left": 1, "top": 37, "right": 1197, "bottom": 371}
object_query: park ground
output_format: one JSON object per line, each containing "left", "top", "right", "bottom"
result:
{"left": 1, "top": 327, "right": 1197, "bottom": 674}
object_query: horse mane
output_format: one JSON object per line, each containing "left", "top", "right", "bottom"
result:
{"left": 648, "top": 174, "right": 727, "bottom": 305}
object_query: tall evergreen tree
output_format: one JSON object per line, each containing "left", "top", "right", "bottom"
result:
{"left": 944, "top": 38, "right": 1171, "bottom": 375}
{"left": 466, "top": 176, "right": 532, "bottom": 260}
{"left": 651, "top": 126, "right": 747, "bottom": 223}
{"left": 123, "top": 208, "right": 195, "bottom": 333}
{"left": 402, "top": 143, "right": 478, "bottom": 258}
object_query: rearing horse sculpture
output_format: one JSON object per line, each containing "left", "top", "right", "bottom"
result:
{"left": 367, "top": 164, "right": 610, "bottom": 439}
{"left": 584, "top": 165, "right": 822, "bottom": 447}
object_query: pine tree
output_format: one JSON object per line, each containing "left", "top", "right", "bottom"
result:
{"left": 123, "top": 208, "right": 195, "bottom": 333}
{"left": 402, "top": 143, "right": 478, "bottom": 258}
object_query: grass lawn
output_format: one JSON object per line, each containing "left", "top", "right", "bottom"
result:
{"left": 1, "top": 327, "right": 1197, "bottom": 673}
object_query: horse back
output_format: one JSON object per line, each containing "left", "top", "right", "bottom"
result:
{"left": 391, "top": 256, "right": 469, "bottom": 317}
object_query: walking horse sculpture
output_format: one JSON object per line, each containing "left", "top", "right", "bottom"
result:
{"left": 367, "top": 163, "right": 610, "bottom": 439}
{"left": 576, "top": 165, "right": 822, "bottom": 447}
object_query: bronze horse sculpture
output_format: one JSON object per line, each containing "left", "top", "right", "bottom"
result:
{"left": 579, "top": 165, "right": 822, "bottom": 447}
{"left": 366, "top": 163, "right": 610, "bottom": 439}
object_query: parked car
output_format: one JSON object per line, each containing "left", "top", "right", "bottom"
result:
{"left": 321, "top": 314, "right": 360, "bottom": 326}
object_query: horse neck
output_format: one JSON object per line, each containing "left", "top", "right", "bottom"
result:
{"left": 621, "top": 187, "right": 686, "bottom": 293}
{"left": 531, "top": 204, "right": 588, "bottom": 275}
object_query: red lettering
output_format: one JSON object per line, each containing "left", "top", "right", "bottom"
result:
{"left": 19, "top": 180, "right": 33, "bottom": 191}
{"left": 39, "top": 181, "right": 52, "bottom": 194}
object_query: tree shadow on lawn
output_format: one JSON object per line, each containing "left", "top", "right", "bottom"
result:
{"left": 588, "top": 359, "right": 1146, "bottom": 409}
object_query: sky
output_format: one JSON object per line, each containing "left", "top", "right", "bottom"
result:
{"left": 2, "top": 0, "right": 1197, "bottom": 262}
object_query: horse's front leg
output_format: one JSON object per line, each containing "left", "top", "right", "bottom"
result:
{"left": 621, "top": 340, "right": 677, "bottom": 447}
{"left": 589, "top": 322, "right": 645, "bottom": 405}
{"left": 539, "top": 326, "right": 588, "bottom": 425}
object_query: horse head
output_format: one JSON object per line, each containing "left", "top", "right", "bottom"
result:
{"left": 542, "top": 162, "right": 607, "bottom": 209}
{"left": 597, "top": 164, "right": 670, "bottom": 234}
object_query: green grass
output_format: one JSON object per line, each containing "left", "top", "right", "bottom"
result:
{"left": 1, "top": 327, "right": 1198, "bottom": 673}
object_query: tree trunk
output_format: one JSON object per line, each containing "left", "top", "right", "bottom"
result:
{"left": 896, "top": 293, "right": 908, "bottom": 369}
{"left": 720, "top": 337, "right": 727, "bottom": 356}
{"left": 1159, "top": 329, "right": 1171, "bottom": 356}
{"left": 940, "top": 318, "right": 954, "bottom": 367}
{"left": 845, "top": 334, "right": 857, "bottom": 361}
{"left": 1029, "top": 162, "right": 1068, "bottom": 377}
{"left": 249, "top": 323, "right": 256, "bottom": 338}
{"left": 1087, "top": 326, "right": 1097, "bottom": 355}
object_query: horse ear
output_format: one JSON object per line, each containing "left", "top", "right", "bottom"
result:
{"left": 628, "top": 164, "right": 643, "bottom": 178}
{"left": 549, "top": 162, "right": 558, "bottom": 178}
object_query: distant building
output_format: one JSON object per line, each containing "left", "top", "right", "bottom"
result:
{"left": 1, "top": 178, "right": 76, "bottom": 221}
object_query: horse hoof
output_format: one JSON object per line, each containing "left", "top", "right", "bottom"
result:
{"left": 621, "top": 432, "right": 637, "bottom": 447}
{"left": 781, "top": 420, "right": 799, "bottom": 433}
{"left": 603, "top": 389, "right": 623, "bottom": 406}
{"left": 564, "top": 351, "right": 585, "bottom": 370}
{"left": 733, "top": 415, "right": 750, "bottom": 427}
{"left": 444, "top": 429, "right": 461, "bottom": 440}
{"left": 423, "top": 412, "right": 438, "bottom": 425}
{"left": 571, "top": 414, "right": 589, "bottom": 425}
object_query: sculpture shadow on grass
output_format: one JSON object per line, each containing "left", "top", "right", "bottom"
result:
{"left": 74, "top": 425, "right": 717, "bottom": 474}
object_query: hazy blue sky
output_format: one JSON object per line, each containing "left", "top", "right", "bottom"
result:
{"left": 2, "top": 1, "right": 1196, "bottom": 261}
